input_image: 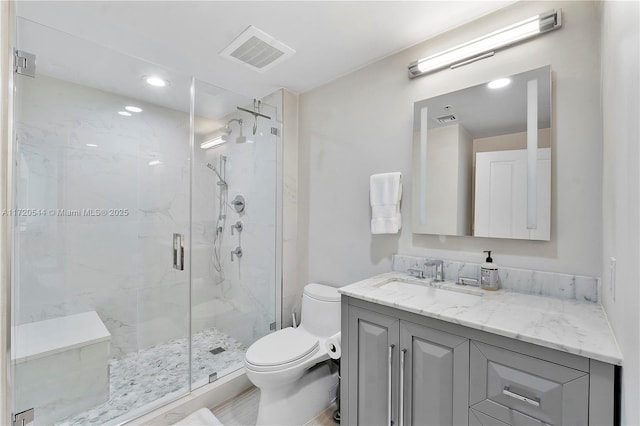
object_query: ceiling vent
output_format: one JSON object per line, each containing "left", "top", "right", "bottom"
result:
{"left": 434, "top": 114, "right": 458, "bottom": 124}
{"left": 220, "top": 26, "right": 295, "bottom": 73}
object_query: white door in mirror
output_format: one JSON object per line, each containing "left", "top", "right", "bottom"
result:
{"left": 474, "top": 148, "right": 550, "bottom": 240}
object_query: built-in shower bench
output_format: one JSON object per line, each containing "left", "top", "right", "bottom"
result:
{"left": 13, "top": 311, "right": 111, "bottom": 425}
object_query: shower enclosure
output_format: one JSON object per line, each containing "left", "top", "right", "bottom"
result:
{"left": 8, "top": 16, "right": 280, "bottom": 425}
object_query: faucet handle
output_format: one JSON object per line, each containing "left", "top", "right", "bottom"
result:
{"left": 424, "top": 260, "right": 444, "bottom": 282}
{"left": 231, "top": 221, "right": 243, "bottom": 235}
{"left": 407, "top": 268, "right": 425, "bottom": 279}
{"left": 231, "top": 247, "right": 243, "bottom": 262}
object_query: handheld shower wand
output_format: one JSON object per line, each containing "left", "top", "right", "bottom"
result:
{"left": 206, "top": 163, "right": 227, "bottom": 187}
{"left": 207, "top": 156, "right": 228, "bottom": 282}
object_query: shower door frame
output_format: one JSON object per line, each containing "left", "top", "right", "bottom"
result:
{"left": 1, "top": 2, "right": 17, "bottom": 425}
{"left": 0, "top": 3, "right": 284, "bottom": 423}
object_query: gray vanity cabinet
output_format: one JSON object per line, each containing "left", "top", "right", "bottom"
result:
{"left": 347, "top": 305, "right": 469, "bottom": 425}
{"left": 342, "top": 296, "right": 616, "bottom": 426}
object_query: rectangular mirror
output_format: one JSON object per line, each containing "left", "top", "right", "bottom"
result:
{"left": 412, "top": 65, "right": 552, "bottom": 240}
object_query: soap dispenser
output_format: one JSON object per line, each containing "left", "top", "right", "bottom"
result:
{"left": 480, "top": 250, "right": 499, "bottom": 291}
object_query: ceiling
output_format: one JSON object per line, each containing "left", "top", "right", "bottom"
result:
{"left": 16, "top": 1, "right": 516, "bottom": 105}
{"left": 415, "top": 66, "right": 552, "bottom": 138}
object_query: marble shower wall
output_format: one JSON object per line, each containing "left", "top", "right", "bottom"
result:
{"left": 14, "top": 74, "right": 279, "bottom": 359}
{"left": 14, "top": 74, "right": 192, "bottom": 357}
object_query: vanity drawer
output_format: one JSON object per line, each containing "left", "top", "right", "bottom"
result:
{"left": 469, "top": 341, "right": 589, "bottom": 425}
{"left": 469, "top": 408, "right": 552, "bottom": 426}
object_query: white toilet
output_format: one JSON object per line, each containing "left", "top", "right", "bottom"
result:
{"left": 244, "top": 283, "right": 341, "bottom": 425}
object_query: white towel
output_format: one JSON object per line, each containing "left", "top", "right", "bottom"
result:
{"left": 370, "top": 172, "right": 402, "bottom": 234}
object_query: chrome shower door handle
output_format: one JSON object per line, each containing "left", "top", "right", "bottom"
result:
{"left": 173, "top": 233, "right": 184, "bottom": 271}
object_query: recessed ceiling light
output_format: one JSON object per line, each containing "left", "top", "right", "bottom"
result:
{"left": 86, "top": 144, "right": 98, "bottom": 147}
{"left": 146, "top": 76, "right": 167, "bottom": 87}
{"left": 488, "top": 78, "right": 511, "bottom": 89}
{"left": 148, "top": 160, "right": 163, "bottom": 166}
{"left": 118, "top": 111, "right": 132, "bottom": 116}
{"left": 125, "top": 106, "right": 142, "bottom": 113}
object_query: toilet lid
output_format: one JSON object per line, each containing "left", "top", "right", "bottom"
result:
{"left": 304, "top": 283, "right": 341, "bottom": 302}
{"left": 245, "top": 328, "right": 319, "bottom": 367}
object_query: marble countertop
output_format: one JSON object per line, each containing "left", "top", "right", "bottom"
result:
{"left": 339, "top": 272, "right": 622, "bottom": 365}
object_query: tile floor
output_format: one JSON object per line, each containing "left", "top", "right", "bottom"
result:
{"left": 212, "top": 387, "right": 338, "bottom": 426}
{"left": 56, "top": 328, "right": 246, "bottom": 425}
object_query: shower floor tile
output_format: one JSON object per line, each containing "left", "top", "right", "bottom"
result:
{"left": 56, "top": 327, "right": 246, "bottom": 426}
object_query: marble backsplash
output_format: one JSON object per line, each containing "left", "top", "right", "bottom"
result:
{"left": 392, "top": 254, "right": 600, "bottom": 303}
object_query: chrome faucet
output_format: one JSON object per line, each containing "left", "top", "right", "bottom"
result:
{"left": 424, "top": 260, "right": 444, "bottom": 282}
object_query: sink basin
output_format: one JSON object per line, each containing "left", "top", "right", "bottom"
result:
{"left": 376, "top": 280, "right": 482, "bottom": 306}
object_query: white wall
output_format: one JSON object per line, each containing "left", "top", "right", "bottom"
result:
{"left": 281, "top": 89, "right": 301, "bottom": 327}
{"left": 299, "top": 1, "right": 603, "bottom": 287}
{"left": 600, "top": 1, "right": 640, "bottom": 424}
{"left": 423, "top": 124, "right": 467, "bottom": 235}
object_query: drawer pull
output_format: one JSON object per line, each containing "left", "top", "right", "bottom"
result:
{"left": 503, "top": 386, "right": 540, "bottom": 407}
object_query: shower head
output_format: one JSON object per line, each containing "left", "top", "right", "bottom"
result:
{"left": 235, "top": 123, "right": 247, "bottom": 144}
{"left": 221, "top": 117, "right": 248, "bottom": 144}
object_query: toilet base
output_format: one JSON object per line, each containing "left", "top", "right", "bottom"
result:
{"left": 256, "top": 362, "right": 338, "bottom": 426}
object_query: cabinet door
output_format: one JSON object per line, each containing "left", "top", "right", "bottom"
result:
{"left": 348, "top": 306, "right": 400, "bottom": 426}
{"left": 400, "top": 321, "right": 469, "bottom": 426}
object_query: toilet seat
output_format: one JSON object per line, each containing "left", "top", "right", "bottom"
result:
{"left": 245, "top": 328, "right": 320, "bottom": 372}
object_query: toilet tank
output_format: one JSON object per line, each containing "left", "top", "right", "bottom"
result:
{"left": 300, "top": 283, "right": 341, "bottom": 338}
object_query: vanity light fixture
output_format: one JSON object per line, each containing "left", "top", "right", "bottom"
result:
{"left": 200, "top": 136, "right": 226, "bottom": 150}
{"left": 408, "top": 9, "right": 561, "bottom": 78}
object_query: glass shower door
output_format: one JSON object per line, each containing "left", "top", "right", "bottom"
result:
{"left": 11, "top": 18, "right": 192, "bottom": 425}
{"left": 190, "top": 79, "right": 279, "bottom": 388}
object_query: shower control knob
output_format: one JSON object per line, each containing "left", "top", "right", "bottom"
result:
{"left": 231, "top": 221, "right": 243, "bottom": 235}
{"left": 231, "top": 195, "right": 245, "bottom": 213}
{"left": 231, "top": 247, "right": 243, "bottom": 262}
